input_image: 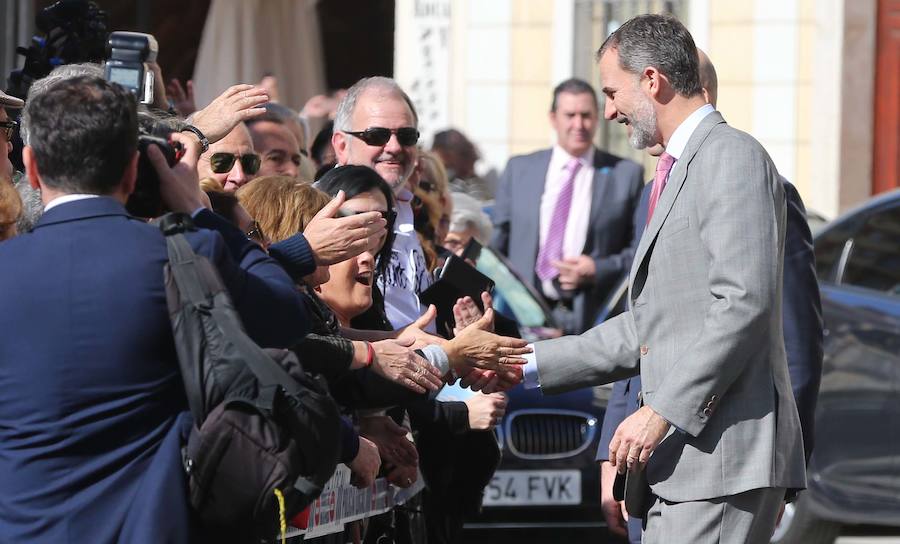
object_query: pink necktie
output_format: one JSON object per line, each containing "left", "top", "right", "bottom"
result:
{"left": 646, "top": 152, "right": 675, "bottom": 224}
{"left": 535, "top": 158, "right": 583, "bottom": 281}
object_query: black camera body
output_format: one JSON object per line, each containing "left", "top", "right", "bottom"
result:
{"left": 127, "top": 119, "right": 183, "bottom": 219}
{"left": 104, "top": 31, "right": 157, "bottom": 105}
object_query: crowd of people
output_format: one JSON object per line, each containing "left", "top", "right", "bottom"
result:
{"left": 0, "top": 12, "right": 822, "bottom": 544}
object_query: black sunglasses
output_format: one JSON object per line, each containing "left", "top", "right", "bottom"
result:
{"left": 209, "top": 152, "right": 261, "bottom": 175}
{"left": 338, "top": 207, "right": 397, "bottom": 225}
{"left": 343, "top": 127, "right": 419, "bottom": 147}
{"left": 0, "top": 120, "right": 17, "bottom": 141}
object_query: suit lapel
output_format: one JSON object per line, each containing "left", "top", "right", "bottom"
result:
{"left": 526, "top": 150, "right": 553, "bottom": 254}
{"left": 582, "top": 147, "right": 613, "bottom": 253}
{"left": 629, "top": 111, "right": 725, "bottom": 287}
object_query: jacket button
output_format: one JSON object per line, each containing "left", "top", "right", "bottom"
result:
{"left": 640, "top": 345, "right": 649, "bottom": 356}
{"left": 701, "top": 407, "right": 712, "bottom": 417}
{"left": 710, "top": 394, "right": 718, "bottom": 403}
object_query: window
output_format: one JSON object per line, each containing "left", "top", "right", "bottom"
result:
{"left": 840, "top": 204, "right": 900, "bottom": 295}
{"left": 814, "top": 216, "right": 864, "bottom": 282}
{"left": 476, "top": 248, "right": 551, "bottom": 328}
{"left": 573, "top": 0, "right": 688, "bottom": 170}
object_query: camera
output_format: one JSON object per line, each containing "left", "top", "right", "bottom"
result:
{"left": 104, "top": 31, "right": 157, "bottom": 105}
{"left": 127, "top": 116, "right": 184, "bottom": 218}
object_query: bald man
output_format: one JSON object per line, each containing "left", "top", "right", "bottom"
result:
{"left": 596, "top": 50, "right": 822, "bottom": 543}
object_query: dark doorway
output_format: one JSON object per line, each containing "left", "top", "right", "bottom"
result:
{"left": 317, "top": 0, "right": 395, "bottom": 91}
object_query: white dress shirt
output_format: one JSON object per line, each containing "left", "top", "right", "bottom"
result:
{"left": 538, "top": 145, "right": 596, "bottom": 299}
{"left": 43, "top": 194, "right": 100, "bottom": 212}
{"left": 524, "top": 104, "right": 716, "bottom": 389}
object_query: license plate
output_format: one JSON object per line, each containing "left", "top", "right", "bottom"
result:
{"left": 483, "top": 470, "right": 581, "bottom": 506}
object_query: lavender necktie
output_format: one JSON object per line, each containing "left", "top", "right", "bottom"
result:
{"left": 535, "top": 158, "right": 583, "bottom": 281}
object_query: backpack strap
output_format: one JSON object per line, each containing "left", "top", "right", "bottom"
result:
{"left": 158, "top": 215, "right": 303, "bottom": 402}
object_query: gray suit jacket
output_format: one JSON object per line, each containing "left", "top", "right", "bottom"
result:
{"left": 534, "top": 112, "right": 807, "bottom": 502}
{"left": 491, "top": 147, "right": 643, "bottom": 333}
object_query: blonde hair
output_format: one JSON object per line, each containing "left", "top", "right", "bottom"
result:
{"left": 0, "top": 178, "right": 23, "bottom": 241}
{"left": 237, "top": 176, "right": 330, "bottom": 243}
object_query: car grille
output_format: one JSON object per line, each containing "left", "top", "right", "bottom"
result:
{"left": 505, "top": 409, "right": 597, "bottom": 460}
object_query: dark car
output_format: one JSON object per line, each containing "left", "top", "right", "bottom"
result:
{"left": 771, "top": 188, "right": 900, "bottom": 544}
{"left": 450, "top": 247, "right": 615, "bottom": 541}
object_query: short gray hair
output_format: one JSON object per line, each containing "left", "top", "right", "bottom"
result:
{"left": 449, "top": 191, "right": 492, "bottom": 242}
{"left": 333, "top": 77, "right": 418, "bottom": 132}
{"left": 597, "top": 14, "right": 702, "bottom": 98}
{"left": 21, "top": 63, "right": 105, "bottom": 145}
{"left": 12, "top": 171, "right": 43, "bottom": 233}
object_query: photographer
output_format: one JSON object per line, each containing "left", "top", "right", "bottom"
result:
{"left": 0, "top": 76, "right": 309, "bottom": 542}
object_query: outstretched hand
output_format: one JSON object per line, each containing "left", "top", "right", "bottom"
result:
{"left": 446, "top": 308, "right": 531, "bottom": 371}
{"left": 370, "top": 338, "right": 443, "bottom": 394}
{"left": 452, "top": 291, "right": 493, "bottom": 335}
{"left": 397, "top": 304, "right": 442, "bottom": 348}
{"left": 458, "top": 366, "right": 522, "bottom": 393}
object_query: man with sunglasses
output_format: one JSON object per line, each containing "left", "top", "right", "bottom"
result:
{"left": 331, "top": 77, "right": 432, "bottom": 333}
{"left": 198, "top": 122, "right": 261, "bottom": 192}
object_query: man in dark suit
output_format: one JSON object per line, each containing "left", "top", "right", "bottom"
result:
{"left": 0, "top": 76, "right": 310, "bottom": 543}
{"left": 491, "top": 78, "right": 644, "bottom": 334}
{"left": 597, "top": 51, "right": 823, "bottom": 544}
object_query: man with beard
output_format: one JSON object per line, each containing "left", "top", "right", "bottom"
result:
{"left": 595, "top": 49, "right": 823, "bottom": 544}
{"left": 491, "top": 78, "right": 644, "bottom": 334}
{"left": 522, "top": 15, "right": 806, "bottom": 543}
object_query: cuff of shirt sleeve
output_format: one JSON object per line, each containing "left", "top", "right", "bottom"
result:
{"left": 268, "top": 233, "right": 317, "bottom": 281}
{"left": 422, "top": 344, "right": 450, "bottom": 376}
{"left": 522, "top": 347, "right": 540, "bottom": 389}
{"left": 339, "top": 416, "right": 360, "bottom": 464}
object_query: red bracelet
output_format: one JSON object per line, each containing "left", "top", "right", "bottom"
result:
{"left": 364, "top": 342, "right": 375, "bottom": 367}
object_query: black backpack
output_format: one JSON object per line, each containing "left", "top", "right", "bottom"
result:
{"left": 158, "top": 214, "right": 341, "bottom": 542}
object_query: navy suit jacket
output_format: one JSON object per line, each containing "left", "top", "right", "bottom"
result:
{"left": 598, "top": 179, "right": 823, "bottom": 463}
{"left": 491, "top": 147, "right": 644, "bottom": 333}
{"left": 0, "top": 197, "right": 308, "bottom": 543}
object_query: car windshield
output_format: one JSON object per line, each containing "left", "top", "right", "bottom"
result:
{"left": 476, "top": 248, "right": 550, "bottom": 328}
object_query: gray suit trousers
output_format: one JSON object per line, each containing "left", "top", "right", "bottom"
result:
{"left": 643, "top": 487, "right": 785, "bottom": 544}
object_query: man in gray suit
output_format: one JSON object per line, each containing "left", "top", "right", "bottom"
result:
{"left": 523, "top": 14, "right": 806, "bottom": 543}
{"left": 491, "top": 78, "right": 643, "bottom": 334}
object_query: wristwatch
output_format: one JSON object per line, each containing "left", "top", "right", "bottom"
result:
{"left": 180, "top": 124, "right": 209, "bottom": 153}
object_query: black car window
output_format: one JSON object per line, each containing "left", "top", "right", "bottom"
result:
{"left": 814, "top": 214, "right": 866, "bottom": 282}
{"left": 841, "top": 204, "right": 900, "bottom": 294}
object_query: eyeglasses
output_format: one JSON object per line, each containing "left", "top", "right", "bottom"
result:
{"left": 209, "top": 152, "right": 261, "bottom": 175}
{"left": 244, "top": 220, "right": 267, "bottom": 245}
{"left": 0, "top": 120, "right": 17, "bottom": 141}
{"left": 343, "top": 127, "right": 419, "bottom": 147}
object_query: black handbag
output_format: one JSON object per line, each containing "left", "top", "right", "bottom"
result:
{"left": 158, "top": 214, "right": 341, "bottom": 541}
